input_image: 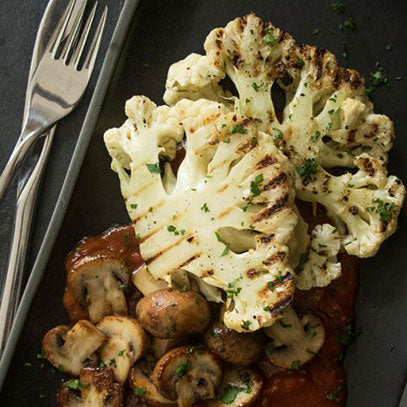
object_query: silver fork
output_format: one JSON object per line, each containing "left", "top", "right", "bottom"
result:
{"left": 0, "top": 0, "right": 107, "bottom": 201}
{"left": 0, "top": 0, "right": 107, "bottom": 356}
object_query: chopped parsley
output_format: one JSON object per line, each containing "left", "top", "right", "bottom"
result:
{"left": 267, "top": 281, "right": 275, "bottom": 292}
{"left": 296, "top": 158, "right": 318, "bottom": 181}
{"left": 146, "top": 163, "right": 161, "bottom": 174}
{"left": 326, "top": 385, "right": 342, "bottom": 401}
{"left": 263, "top": 30, "right": 277, "bottom": 45}
{"left": 65, "top": 379, "right": 87, "bottom": 390}
{"left": 231, "top": 125, "right": 247, "bottom": 134}
{"left": 201, "top": 203, "right": 210, "bottom": 213}
{"left": 242, "top": 173, "right": 264, "bottom": 211}
{"left": 272, "top": 128, "right": 283, "bottom": 140}
{"left": 179, "top": 284, "right": 187, "bottom": 293}
{"left": 344, "top": 18, "right": 356, "bottom": 30}
{"left": 118, "top": 349, "right": 126, "bottom": 356}
{"left": 220, "top": 385, "right": 240, "bottom": 404}
{"left": 242, "top": 320, "right": 252, "bottom": 329}
{"left": 311, "top": 131, "right": 320, "bottom": 142}
{"left": 367, "top": 199, "right": 394, "bottom": 222}
{"left": 215, "top": 231, "right": 231, "bottom": 256}
{"left": 338, "top": 323, "right": 359, "bottom": 346}
{"left": 130, "top": 203, "right": 138, "bottom": 209}
{"left": 167, "top": 225, "right": 185, "bottom": 236}
{"left": 223, "top": 137, "right": 231, "bottom": 143}
{"left": 251, "top": 137, "right": 258, "bottom": 147}
{"left": 331, "top": 1, "right": 345, "bottom": 14}
{"left": 366, "top": 63, "right": 389, "bottom": 96}
{"left": 252, "top": 82, "right": 260, "bottom": 92}
{"left": 133, "top": 387, "right": 146, "bottom": 395}
{"left": 176, "top": 360, "right": 191, "bottom": 377}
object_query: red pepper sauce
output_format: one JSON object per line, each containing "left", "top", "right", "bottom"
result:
{"left": 258, "top": 201, "right": 359, "bottom": 406}
{"left": 63, "top": 225, "right": 144, "bottom": 322}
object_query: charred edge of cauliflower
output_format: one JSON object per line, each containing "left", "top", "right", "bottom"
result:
{"left": 104, "top": 96, "right": 299, "bottom": 332}
{"left": 163, "top": 13, "right": 394, "bottom": 168}
{"left": 296, "top": 224, "right": 341, "bottom": 290}
{"left": 295, "top": 154, "right": 406, "bottom": 258}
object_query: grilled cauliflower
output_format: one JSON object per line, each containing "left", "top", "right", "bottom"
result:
{"left": 163, "top": 13, "right": 404, "bottom": 258}
{"left": 105, "top": 96, "right": 298, "bottom": 331}
{"left": 164, "top": 13, "right": 394, "bottom": 168}
{"left": 296, "top": 154, "right": 405, "bottom": 257}
{"left": 296, "top": 224, "right": 341, "bottom": 290}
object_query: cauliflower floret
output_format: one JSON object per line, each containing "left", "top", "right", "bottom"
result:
{"left": 164, "top": 13, "right": 394, "bottom": 168}
{"left": 165, "top": 53, "right": 226, "bottom": 105}
{"left": 295, "top": 154, "right": 406, "bottom": 258}
{"left": 105, "top": 97, "right": 299, "bottom": 332}
{"left": 296, "top": 224, "right": 341, "bottom": 290}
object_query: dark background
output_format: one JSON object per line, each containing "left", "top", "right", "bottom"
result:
{"left": 0, "top": 0, "right": 406, "bottom": 405}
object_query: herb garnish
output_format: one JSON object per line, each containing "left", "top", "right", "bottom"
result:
{"left": 146, "top": 163, "right": 161, "bottom": 174}
{"left": 231, "top": 125, "right": 247, "bottom": 134}
{"left": 296, "top": 159, "right": 318, "bottom": 181}
{"left": 175, "top": 360, "right": 191, "bottom": 377}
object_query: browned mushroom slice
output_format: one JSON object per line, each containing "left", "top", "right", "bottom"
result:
{"left": 57, "top": 367, "right": 123, "bottom": 406}
{"left": 43, "top": 320, "right": 106, "bottom": 375}
{"left": 68, "top": 255, "right": 129, "bottom": 323}
{"left": 204, "top": 322, "right": 264, "bottom": 366}
{"left": 208, "top": 367, "right": 263, "bottom": 407}
{"left": 264, "top": 307, "right": 325, "bottom": 368}
{"left": 129, "top": 359, "right": 176, "bottom": 407}
{"left": 97, "top": 316, "right": 149, "bottom": 384}
{"left": 136, "top": 289, "right": 211, "bottom": 339}
{"left": 152, "top": 346, "right": 223, "bottom": 407}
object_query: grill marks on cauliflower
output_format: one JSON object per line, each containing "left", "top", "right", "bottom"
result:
{"left": 163, "top": 13, "right": 405, "bottom": 258}
{"left": 296, "top": 154, "right": 405, "bottom": 258}
{"left": 104, "top": 97, "right": 298, "bottom": 332}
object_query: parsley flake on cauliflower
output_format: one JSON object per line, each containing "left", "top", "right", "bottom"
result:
{"left": 164, "top": 13, "right": 405, "bottom": 258}
{"left": 296, "top": 224, "right": 341, "bottom": 290}
{"left": 105, "top": 96, "right": 298, "bottom": 332}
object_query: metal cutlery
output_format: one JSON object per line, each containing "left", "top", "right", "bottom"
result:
{"left": 0, "top": 0, "right": 107, "bottom": 358}
{"left": 0, "top": 0, "right": 107, "bottom": 202}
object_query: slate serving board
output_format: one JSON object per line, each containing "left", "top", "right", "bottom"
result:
{"left": 0, "top": 0, "right": 406, "bottom": 405}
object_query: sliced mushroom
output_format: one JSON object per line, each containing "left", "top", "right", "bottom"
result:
{"left": 136, "top": 289, "right": 210, "bottom": 339}
{"left": 208, "top": 367, "right": 263, "bottom": 407}
{"left": 68, "top": 255, "right": 129, "bottom": 323}
{"left": 57, "top": 367, "right": 123, "bottom": 406}
{"left": 152, "top": 346, "right": 223, "bottom": 407}
{"left": 152, "top": 337, "right": 187, "bottom": 359}
{"left": 43, "top": 320, "right": 106, "bottom": 375}
{"left": 204, "top": 322, "right": 264, "bottom": 366}
{"left": 264, "top": 308, "right": 325, "bottom": 368}
{"left": 129, "top": 358, "right": 176, "bottom": 407}
{"left": 97, "top": 316, "right": 149, "bottom": 384}
{"left": 132, "top": 265, "right": 168, "bottom": 296}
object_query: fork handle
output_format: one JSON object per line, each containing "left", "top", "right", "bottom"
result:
{"left": 0, "top": 128, "right": 54, "bottom": 359}
{"left": 0, "top": 126, "right": 48, "bottom": 202}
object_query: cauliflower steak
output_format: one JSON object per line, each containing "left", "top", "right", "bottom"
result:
{"left": 164, "top": 13, "right": 405, "bottom": 257}
{"left": 104, "top": 97, "right": 298, "bottom": 331}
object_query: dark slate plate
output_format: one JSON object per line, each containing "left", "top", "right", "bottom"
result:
{"left": 1, "top": 0, "right": 406, "bottom": 405}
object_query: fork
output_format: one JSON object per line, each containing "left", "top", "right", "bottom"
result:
{"left": 0, "top": 0, "right": 107, "bottom": 202}
{"left": 0, "top": 0, "right": 107, "bottom": 356}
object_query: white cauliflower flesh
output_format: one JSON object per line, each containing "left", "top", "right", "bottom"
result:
{"left": 105, "top": 97, "right": 298, "bottom": 332}
{"left": 296, "top": 224, "right": 341, "bottom": 290}
{"left": 295, "top": 154, "right": 405, "bottom": 258}
{"left": 164, "top": 13, "right": 394, "bottom": 168}
{"left": 164, "top": 13, "right": 405, "bottom": 258}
